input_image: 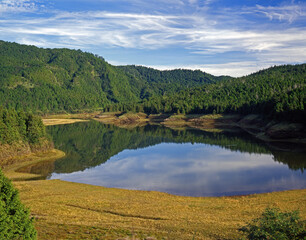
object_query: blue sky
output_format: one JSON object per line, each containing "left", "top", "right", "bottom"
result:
{"left": 0, "top": 0, "right": 305, "bottom": 76}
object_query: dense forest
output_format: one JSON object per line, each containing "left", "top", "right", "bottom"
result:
{"left": 0, "top": 40, "right": 218, "bottom": 112}
{"left": 119, "top": 65, "right": 229, "bottom": 98}
{"left": 0, "top": 108, "right": 46, "bottom": 145}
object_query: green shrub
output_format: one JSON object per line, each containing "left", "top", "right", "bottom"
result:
{"left": 239, "top": 207, "right": 306, "bottom": 240}
{"left": 0, "top": 169, "right": 37, "bottom": 239}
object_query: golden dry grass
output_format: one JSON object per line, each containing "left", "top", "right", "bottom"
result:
{"left": 43, "top": 119, "right": 89, "bottom": 126}
{"left": 13, "top": 179, "right": 306, "bottom": 240}
{"left": 94, "top": 112, "right": 150, "bottom": 128}
{"left": 42, "top": 112, "right": 101, "bottom": 120}
{"left": 2, "top": 149, "right": 65, "bottom": 181}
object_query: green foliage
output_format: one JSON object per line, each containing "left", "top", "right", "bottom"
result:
{"left": 239, "top": 207, "right": 306, "bottom": 240}
{"left": 0, "top": 107, "right": 47, "bottom": 146}
{"left": 25, "top": 114, "right": 46, "bottom": 144}
{"left": 0, "top": 41, "right": 216, "bottom": 113}
{"left": 119, "top": 65, "right": 221, "bottom": 98}
{"left": 0, "top": 169, "right": 37, "bottom": 239}
{"left": 120, "top": 64, "right": 305, "bottom": 122}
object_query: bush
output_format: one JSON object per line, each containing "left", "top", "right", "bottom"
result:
{"left": 0, "top": 169, "right": 37, "bottom": 239}
{"left": 239, "top": 207, "right": 306, "bottom": 240}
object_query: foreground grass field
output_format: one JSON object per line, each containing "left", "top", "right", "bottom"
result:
{"left": 13, "top": 179, "right": 305, "bottom": 240}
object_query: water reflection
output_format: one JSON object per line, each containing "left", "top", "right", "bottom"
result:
{"left": 45, "top": 121, "right": 306, "bottom": 196}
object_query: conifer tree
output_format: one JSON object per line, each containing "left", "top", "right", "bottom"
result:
{"left": 0, "top": 169, "right": 37, "bottom": 239}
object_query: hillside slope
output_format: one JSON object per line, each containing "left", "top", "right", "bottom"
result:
{"left": 119, "top": 65, "right": 225, "bottom": 99}
{"left": 0, "top": 41, "right": 137, "bottom": 112}
{"left": 130, "top": 64, "right": 306, "bottom": 121}
{"left": 0, "top": 41, "right": 218, "bottom": 113}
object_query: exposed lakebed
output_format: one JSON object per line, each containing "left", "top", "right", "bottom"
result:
{"left": 38, "top": 121, "right": 306, "bottom": 197}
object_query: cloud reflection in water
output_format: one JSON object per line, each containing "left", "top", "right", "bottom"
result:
{"left": 50, "top": 143, "right": 305, "bottom": 196}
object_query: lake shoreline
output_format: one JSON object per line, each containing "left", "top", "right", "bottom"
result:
{"left": 1, "top": 117, "right": 304, "bottom": 239}
{"left": 1, "top": 149, "right": 65, "bottom": 181}
{"left": 42, "top": 112, "right": 306, "bottom": 144}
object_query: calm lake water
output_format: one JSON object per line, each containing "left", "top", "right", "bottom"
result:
{"left": 45, "top": 121, "right": 306, "bottom": 197}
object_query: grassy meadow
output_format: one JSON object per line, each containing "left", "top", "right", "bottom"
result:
{"left": 14, "top": 179, "right": 306, "bottom": 240}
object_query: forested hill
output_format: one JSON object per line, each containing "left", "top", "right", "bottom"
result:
{"left": 0, "top": 40, "right": 219, "bottom": 113}
{"left": 127, "top": 64, "right": 305, "bottom": 121}
{"left": 118, "top": 65, "right": 228, "bottom": 98}
{"left": 1, "top": 40, "right": 305, "bottom": 119}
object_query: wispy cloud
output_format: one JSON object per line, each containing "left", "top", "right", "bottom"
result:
{"left": 254, "top": 4, "right": 306, "bottom": 23}
{"left": 146, "top": 62, "right": 273, "bottom": 77}
{"left": 0, "top": 0, "right": 40, "bottom": 14}
{"left": 2, "top": 10, "right": 305, "bottom": 51}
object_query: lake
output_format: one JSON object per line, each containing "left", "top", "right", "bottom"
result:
{"left": 44, "top": 121, "right": 305, "bottom": 197}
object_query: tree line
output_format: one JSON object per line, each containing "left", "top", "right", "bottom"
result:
{"left": 0, "top": 107, "right": 46, "bottom": 145}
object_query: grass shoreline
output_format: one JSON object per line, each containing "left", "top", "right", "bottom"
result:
{"left": 1, "top": 149, "right": 65, "bottom": 181}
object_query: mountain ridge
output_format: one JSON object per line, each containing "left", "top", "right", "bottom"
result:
{"left": 0, "top": 40, "right": 305, "bottom": 121}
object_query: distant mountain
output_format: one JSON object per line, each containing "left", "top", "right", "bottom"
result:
{"left": 118, "top": 65, "right": 227, "bottom": 99}
{"left": 0, "top": 40, "right": 220, "bottom": 113}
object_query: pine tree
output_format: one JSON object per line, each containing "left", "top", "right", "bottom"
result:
{"left": 0, "top": 169, "right": 37, "bottom": 239}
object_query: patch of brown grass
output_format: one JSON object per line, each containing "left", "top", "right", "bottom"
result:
{"left": 43, "top": 119, "right": 89, "bottom": 126}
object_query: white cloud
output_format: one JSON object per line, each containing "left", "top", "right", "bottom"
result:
{"left": 143, "top": 61, "right": 272, "bottom": 77}
{"left": 2, "top": 10, "right": 306, "bottom": 52}
{"left": 254, "top": 4, "right": 306, "bottom": 23}
{"left": 0, "top": 0, "right": 38, "bottom": 14}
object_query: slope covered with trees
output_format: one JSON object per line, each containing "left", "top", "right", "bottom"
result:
{"left": 0, "top": 41, "right": 219, "bottom": 113}
{"left": 0, "top": 41, "right": 136, "bottom": 112}
{"left": 117, "top": 64, "right": 306, "bottom": 121}
{"left": 119, "top": 65, "right": 227, "bottom": 99}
